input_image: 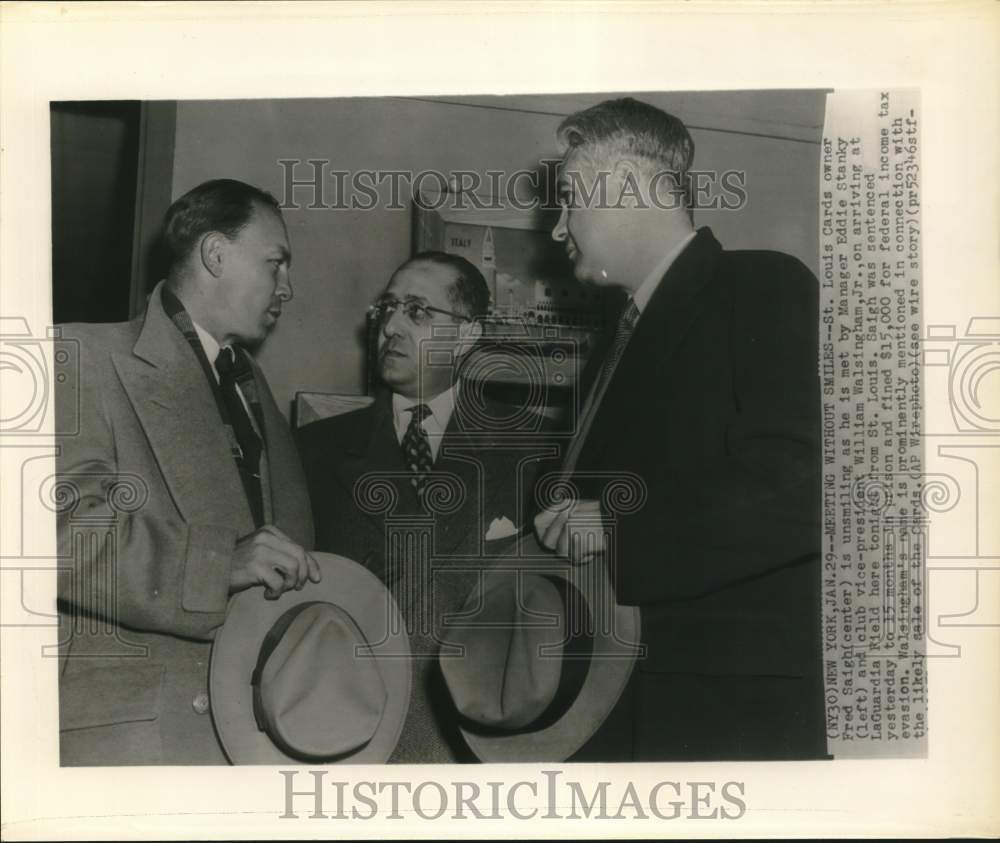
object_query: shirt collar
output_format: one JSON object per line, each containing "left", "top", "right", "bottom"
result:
{"left": 192, "top": 320, "right": 224, "bottom": 369}
{"left": 630, "top": 229, "right": 698, "bottom": 314}
{"left": 392, "top": 383, "right": 458, "bottom": 432}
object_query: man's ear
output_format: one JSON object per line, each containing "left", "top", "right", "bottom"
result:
{"left": 199, "top": 231, "right": 227, "bottom": 278}
{"left": 456, "top": 318, "right": 483, "bottom": 357}
{"left": 612, "top": 158, "right": 646, "bottom": 210}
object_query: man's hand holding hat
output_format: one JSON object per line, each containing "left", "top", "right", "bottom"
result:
{"left": 534, "top": 497, "right": 609, "bottom": 565}
{"left": 229, "top": 524, "right": 321, "bottom": 599}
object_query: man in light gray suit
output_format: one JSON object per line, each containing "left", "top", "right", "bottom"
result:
{"left": 55, "top": 179, "right": 317, "bottom": 765}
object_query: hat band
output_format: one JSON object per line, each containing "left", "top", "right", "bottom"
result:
{"left": 462, "top": 574, "right": 594, "bottom": 736}
{"left": 251, "top": 601, "right": 343, "bottom": 761}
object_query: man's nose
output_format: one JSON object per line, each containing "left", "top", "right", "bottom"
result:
{"left": 381, "top": 305, "right": 405, "bottom": 337}
{"left": 551, "top": 206, "right": 568, "bottom": 242}
{"left": 276, "top": 270, "right": 293, "bottom": 303}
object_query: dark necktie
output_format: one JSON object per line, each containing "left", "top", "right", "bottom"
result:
{"left": 214, "top": 347, "right": 264, "bottom": 526}
{"left": 562, "top": 298, "right": 640, "bottom": 474}
{"left": 401, "top": 403, "right": 433, "bottom": 495}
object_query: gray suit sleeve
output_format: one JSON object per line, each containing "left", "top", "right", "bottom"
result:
{"left": 55, "top": 336, "right": 235, "bottom": 641}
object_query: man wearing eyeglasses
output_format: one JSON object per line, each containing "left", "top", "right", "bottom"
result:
{"left": 371, "top": 257, "right": 484, "bottom": 441}
{"left": 296, "top": 250, "right": 552, "bottom": 762}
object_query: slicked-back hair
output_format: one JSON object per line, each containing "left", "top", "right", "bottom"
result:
{"left": 405, "top": 251, "right": 491, "bottom": 320}
{"left": 557, "top": 97, "right": 695, "bottom": 211}
{"left": 162, "top": 179, "right": 282, "bottom": 272}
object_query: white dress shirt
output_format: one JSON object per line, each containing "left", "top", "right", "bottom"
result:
{"left": 630, "top": 229, "right": 698, "bottom": 317}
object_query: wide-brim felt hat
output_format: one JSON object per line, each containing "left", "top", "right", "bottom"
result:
{"left": 439, "top": 535, "right": 640, "bottom": 762}
{"left": 210, "top": 552, "right": 411, "bottom": 764}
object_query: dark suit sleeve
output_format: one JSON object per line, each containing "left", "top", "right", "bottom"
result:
{"left": 293, "top": 419, "right": 342, "bottom": 553}
{"left": 55, "top": 336, "right": 234, "bottom": 641}
{"left": 252, "top": 364, "right": 315, "bottom": 551}
{"left": 613, "top": 255, "right": 821, "bottom": 604}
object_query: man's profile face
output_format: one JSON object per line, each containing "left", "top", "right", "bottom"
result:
{"left": 376, "top": 261, "right": 468, "bottom": 400}
{"left": 215, "top": 204, "right": 292, "bottom": 347}
{"left": 551, "top": 149, "right": 625, "bottom": 287}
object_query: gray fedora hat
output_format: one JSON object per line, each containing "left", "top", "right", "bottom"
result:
{"left": 210, "top": 552, "right": 411, "bottom": 764}
{"left": 439, "top": 535, "right": 640, "bottom": 762}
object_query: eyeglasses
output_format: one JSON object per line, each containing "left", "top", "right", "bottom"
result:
{"left": 367, "top": 296, "right": 471, "bottom": 327}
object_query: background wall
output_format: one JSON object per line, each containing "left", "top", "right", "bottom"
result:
{"left": 51, "top": 101, "right": 141, "bottom": 324}
{"left": 167, "top": 91, "right": 825, "bottom": 416}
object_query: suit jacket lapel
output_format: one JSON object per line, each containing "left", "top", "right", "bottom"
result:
{"left": 341, "top": 392, "right": 504, "bottom": 556}
{"left": 114, "top": 285, "right": 256, "bottom": 535}
{"left": 580, "top": 227, "right": 723, "bottom": 470}
{"left": 339, "top": 393, "right": 422, "bottom": 529}
{"left": 253, "top": 361, "right": 313, "bottom": 548}
{"left": 436, "top": 397, "right": 540, "bottom": 555}
{"left": 331, "top": 392, "right": 526, "bottom": 557}
{"left": 434, "top": 421, "right": 486, "bottom": 556}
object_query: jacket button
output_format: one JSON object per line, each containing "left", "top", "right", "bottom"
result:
{"left": 192, "top": 692, "right": 210, "bottom": 715}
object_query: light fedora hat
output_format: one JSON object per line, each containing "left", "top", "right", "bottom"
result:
{"left": 439, "top": 535, "right": 640, "bottom": 762}
{"left": 210, "top": 552, "right": 411, "bottom": 764}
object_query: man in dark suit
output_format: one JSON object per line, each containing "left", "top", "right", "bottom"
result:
{"left": 56, "top": 179, "right": 317, "bottom": 765}
{"left": 296, "top": 252, "right": 553, "bottom": 762}
{"left": 534, "top": 98, "right": 827, "bottom": 760}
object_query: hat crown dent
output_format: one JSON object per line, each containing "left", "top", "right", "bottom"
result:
{"left": 443, "top": 575, "right": 565, "bottom": 730}
{"left": 259, "top": 603, "right": 387, "bottom": 759}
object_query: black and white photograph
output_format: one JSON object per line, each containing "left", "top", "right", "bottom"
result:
{"left": 1, "top": 1, "right": 997, "bottom": 839}
{"left": 50, "top": 90, "right": 828, "bottom": 767}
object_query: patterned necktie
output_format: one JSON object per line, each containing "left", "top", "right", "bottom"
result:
{"left": 214, "top": 347, "right": 264, "bottom": 526}
{"left": 401, "top": 403, "right": 433, "bottom": 495}
{"left": 562, "top": 298, "right": 640, "bottom": 474}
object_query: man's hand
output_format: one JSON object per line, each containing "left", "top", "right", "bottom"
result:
{"left": 534, "top": 498, "right": 608, "bottom": 564}
{"left": 229, "top": 525, "right": 321, "bottom": 599}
